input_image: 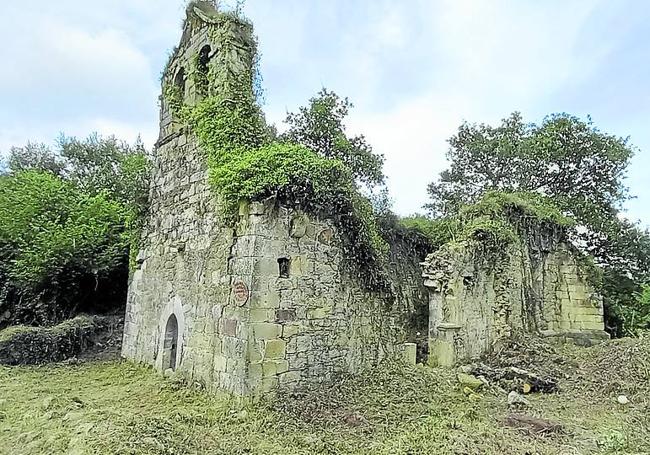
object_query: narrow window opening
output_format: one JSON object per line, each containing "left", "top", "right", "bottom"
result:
{"left": 173, "top": 67, "right": 186, "bottom": 95}
{"left": 198, "top": 45, "right": 212, "bottom": 74}
{"left": 278, "top": 258, "right": 290, "bottom": 278}
{"left": 162, "top": 314, "right": 179, "bottom": 371}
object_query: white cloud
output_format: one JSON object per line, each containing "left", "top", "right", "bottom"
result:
{"left": 0, "top": 0, "right": 647, "bottom": 226}
{"left": 337, "top": 0, "right": 613, "bottom": 215}
{"left": 0, "top": 5, "right": 161, "bottom": 153}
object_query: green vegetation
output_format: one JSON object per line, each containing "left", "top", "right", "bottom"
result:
{"left": 165, "top": 11, "right": 392, "bottom": 291}
{"left": 0, "top": 135, "right": 150, "bottom": 327}
{"left": 402, "top": 191, "right": 572, "bottom": 255}
{"left": 282, "top": 89, "right": 385, "bottom": 188}
{"left": 426, "top": 112, "right": 650, "bottom": 335}
{"left": 0, "top": 315, "right": 114, "bottom": 365}
{"left": 1, "top": 337, "right": 649, "bottom": 454}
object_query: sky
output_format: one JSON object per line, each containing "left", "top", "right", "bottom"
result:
{"left": 0, "top": 0, "right": 648, "bottom": 225}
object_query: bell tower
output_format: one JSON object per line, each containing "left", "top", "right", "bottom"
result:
{"left": 159, "top": 0, "right": 256, "bottom": 140}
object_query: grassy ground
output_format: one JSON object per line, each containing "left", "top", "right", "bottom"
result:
{"left": 0, "top": 338, "right": 649, "bottom": 455}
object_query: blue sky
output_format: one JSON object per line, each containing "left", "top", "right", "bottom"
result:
{"left": 0, "top": 0, "right": 648, "bottom": 225}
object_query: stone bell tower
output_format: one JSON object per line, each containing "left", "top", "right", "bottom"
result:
{"left": 122, "top": 1, "right": 260, "bottom": 394}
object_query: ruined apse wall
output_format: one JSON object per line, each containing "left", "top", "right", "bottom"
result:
{"left": 123, "top": 2, "right": 423, "bottom": 395}
{"left": 422, "top": 221, "right": 608, "bottom": 367}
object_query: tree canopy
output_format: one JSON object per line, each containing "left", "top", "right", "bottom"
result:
{"left": 0, "top": 135, "right": 150, "bottom": 327}
{"left": 282, "top": 89, "right": 385, "bottom": 188}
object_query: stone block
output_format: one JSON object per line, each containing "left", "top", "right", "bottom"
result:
{"left": 263, "top": 360, "right": 289, "bottom": 376}
{"left": 258, "top": 376, "right": 279, "bottom": 393}
{"left": 307, "top": 306, "right": 332, "bottom": 320}
{"left": 401, "top": 343, "right": 417, "bottom": 365}
{"left": 429, "top": 338, "right": 456, "bottom": 367}
{"left": 290, "top": 255, "right": 308, "bottom": 276}
{"left": 290, "top": 214, "right": 309, "bottom": 238}
{"left": 222, "top": 319, "right": 238, "bottom": 337}
{"left": 252, "top": 323, "right": 282, "bottom": 340}
{"left": 249, "top": 201, "right": 265, "bottom": 215}
{"left": 248, "top": 342, "right": 263, "bottom": 363}
{"left": 213, "top": 355, "right": 227, "bottom": 373}
{"left": 251, "top": 291, "right": 280, "bottom": 309}
{"left": 295, "top": 335, "right": 312, "bottom": 353}
{"left": 275, "top": 309, "right": 296, "bottom": 323}
{"left": 248, "top": 362, "right": 263, "bottom": 380}
{"left": 250, "top": 309, "right": 273, "bottom": 323}
{"left": 264, "top": 339, "right": 286, "bottom": 360}
{"left": 278, "top": 370, "right": 302, "bottom": 385}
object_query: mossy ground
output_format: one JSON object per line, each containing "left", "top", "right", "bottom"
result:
{"left": 0, "top": 339, "right": 648, "bottom": 455}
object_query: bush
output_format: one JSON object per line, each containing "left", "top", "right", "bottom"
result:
{"left": 607, "top": 284, "right": 650, "bottom": 337}
{"left": 0, "top": 171, "right": 129, "bottom": 326}
{"left": 401, "top": 191, "right": 572, "bottom": 254}
{"left": 0, "top": 315, "right": 114, "bottom": 365}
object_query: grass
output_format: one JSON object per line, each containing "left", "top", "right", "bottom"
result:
{"left": 0, "top": 338, "right": 649, "bottom": 454}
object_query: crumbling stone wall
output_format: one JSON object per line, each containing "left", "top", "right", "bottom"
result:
{"left": 123, "top": 138, "right": 421, "bottom": 393}
{"left": 234, "top": 201, "right": 418, "bottom": 393}
{"left": 422, "top": 225, "right": 608, "bottom": 367}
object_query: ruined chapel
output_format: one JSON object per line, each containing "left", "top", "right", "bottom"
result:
{"left": 122, "top": 2, "right": 608, "bottom": 395}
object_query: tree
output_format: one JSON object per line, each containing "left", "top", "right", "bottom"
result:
{"left": 57, "top": 134, "right": 151, "bottom": 220}
{"left": 8, "top": 134, "right": 151, "bottom": 225}
{"left": 426, "top": 113, "right": 632, "bottom": 223}
{"left": 7, "top": 142, "right": 66, "bottom": 176}
{"left": 0, "top": 171, "right": 129, "bottom": 326}
{"left": 0, "top": 134, "right": 152, "bottom": 327}
{"left": 283, "top": 89, "right": 385, "bottom": 188}
{"left": 426, "top": 112, "right": 650, "bottom": 335}
{"left": 598, "top": 220, "right": 650, "bottom": 336}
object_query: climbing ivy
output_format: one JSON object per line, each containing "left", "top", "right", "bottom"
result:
{"left": 163, "top": 5, "right": 391, "bottom": 291}
{"left": 402, "top": 191, "right": 574, "bottom": 257}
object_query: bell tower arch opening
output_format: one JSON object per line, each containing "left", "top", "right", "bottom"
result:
{"left": 198, "top": 45, "right": 212, "bottom": 74}
{"left": 173, "top": 67, "right": 186, "bottom": 97}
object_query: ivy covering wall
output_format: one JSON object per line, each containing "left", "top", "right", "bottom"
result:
{"left": 164, "top": 4, "right": 394, "bottom": 292}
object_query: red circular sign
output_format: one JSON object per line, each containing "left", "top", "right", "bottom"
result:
{"left": 233, "top": 281, "right": 249, "bottom": 306}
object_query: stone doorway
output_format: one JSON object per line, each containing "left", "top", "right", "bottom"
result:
{"left": 162, "top": 314, "right": 179, "bottom": 371}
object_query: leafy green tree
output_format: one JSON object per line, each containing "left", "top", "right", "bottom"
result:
{"left": 282, "top": 89, "right": 385, "bottom": 187}
{"left": 0, "top": 171, "right": 129, "bottom": 326}
{"left": 7, "top": 142, "right": 66, "bottom": 176}
{"left": 7, "top": 134, "right": 151, "bottom": 212}
{"left": 0, "top": 134, "right": 151, "bottom": 327}
{"left": 426, "top": 113, "right": 632, "bottom": 222}
{"left": 598, "top": 221, "right": 650, "bottom": 336}
{"left": 426, "top": 112, "right": 649, "bottom": 335}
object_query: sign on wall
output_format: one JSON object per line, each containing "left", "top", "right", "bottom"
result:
{"left": 233, "top": 281, "right": 250, "bottom": 306}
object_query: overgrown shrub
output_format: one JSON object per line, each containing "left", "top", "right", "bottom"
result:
{"left": 0, "top": 134, "right": 151, "bottom": 327}
{"left": 402, "top": 191, "right": 572, "bottom": 254}
{"left": 0, "top": 314, "right": 115, "bottom": 365}
{"left": 0, "top": 171, "right": 130, "bottom": 326}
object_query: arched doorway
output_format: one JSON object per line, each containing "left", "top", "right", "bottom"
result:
{"left": 162, "top": 314, "right": 179, "bottom": 371}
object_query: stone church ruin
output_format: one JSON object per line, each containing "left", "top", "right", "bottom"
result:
{"left": 122, "top": 2, "right": 608, "bottom": 395}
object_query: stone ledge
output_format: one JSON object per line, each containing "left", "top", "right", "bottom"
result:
{"left": 541, "top": 329, "right": 610, "bottom": 347}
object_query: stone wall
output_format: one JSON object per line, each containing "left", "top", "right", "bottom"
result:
{"left": 422, "top": 225, "right": 608, "bottom": 367}
{"left": 123, "top": 146, "right": 422, "bottom": 394}
{"left": 235, "top": 201, "right": 420, "bottom": 393}
{"left": 121, "top": 128, "right": 252, "bottom": 392}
